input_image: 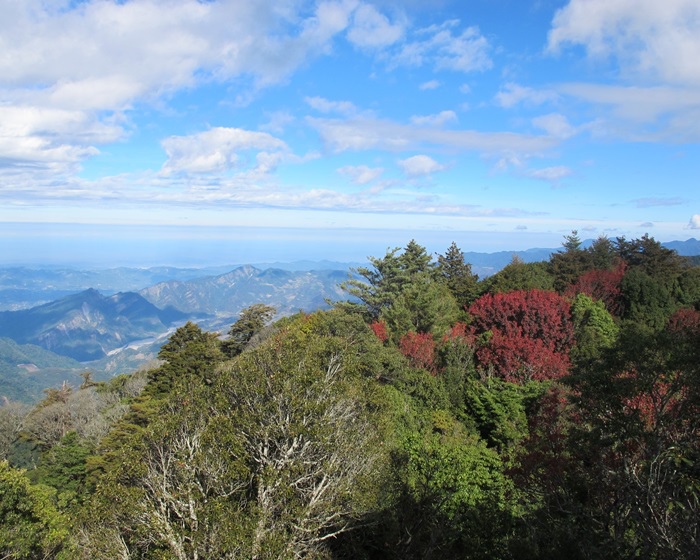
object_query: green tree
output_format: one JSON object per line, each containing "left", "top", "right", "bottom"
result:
{"left": 437, "top": 242, "right": 479, "bottom": 308}
{"left": 548, "top": 230, "right": 591, "bottom": 292}
{"left": 341, "top": 240, "right": 435, "bottom": 320}
{"left": 381, "top": 277, "right": 461, "bottom": 339}
{"left": 30, "top": 431, "right": 93, "bottom": 509}
{"left": 222, "top": 303, "right": 276, "bottom": 358}
{"left": 148, "top": 321, "right": 222, "bottom": 397}
{"left": 620, "top": 267, "right": 676, "bottom": 331}
{"left": 586, "top": 235, "right": 617, "bottom": 270}
{"left": 570, "top": 293, "right": 619, "bottom": 365}
{"left": 615, "top": 234, "right": 685, "bottom": 283}
{"left": 567, "top": 322, "right": 700, "bottom": 559}
{"left": 481, "top": 257, "right": 554, "bottom": 295}
{"left": 0, "top": 460, "right": 69, "bottom": 559}
{"left": 214, "top": 323, "right": 385, "bottom": 558}
{"left": 380, "top": 414, "right": 517, "bottom": 559}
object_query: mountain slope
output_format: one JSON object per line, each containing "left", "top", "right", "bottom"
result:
{"left": 139, "top": 266, "right": 349, "bottom": 317}
{"left": 0, "top": 337, "right": 86, "bottom": 402}
{"left": 0, "top": 289, "right": 187, "bottom": 361}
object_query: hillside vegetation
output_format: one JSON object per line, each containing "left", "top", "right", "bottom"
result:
{"left": 1, "top": 233, "right": 699, "bottom": 559}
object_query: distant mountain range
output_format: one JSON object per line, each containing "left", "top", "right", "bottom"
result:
{"left": 0, "top": 265, "right": 351, "bottom": 398}
{"left": 139, "top": 265, "right": 348, "bottom": 319}
{"left": 1, "top": 238, "right": 699, "bottom": 403}
{"left": 0, "top": 289, "right": 188, "bottom": 361}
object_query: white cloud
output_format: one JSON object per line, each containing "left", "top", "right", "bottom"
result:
{"left": 161, "top": 127, "right": 289, "bottom": 175}
{"left": 398, "top": 155, "right": 445, "bottom": 177}
{"left": 305, "top": 96, "right": 358, "bottom": 115}
{"left": 410, "top": 110, "right": 457, "bottom": 127}
{"left": 525, "top": 166, "right": 572, "bottom": 183}
{"left": 338, "top": 165, "right": 384, "bottom": 184}
{"left": 307, "top": 116, "right": 558, "bottom": 157}
{"left": 419, "top": 80, "right": 441, "bottom": 90}
{"left": 0, "top": 105, "right": 121, "bottom": 172}
{"left": 347, "top": 3, "right": 405, "bottom": 48}
{"left": 393, "top": 20, "right": 492, "bottom": 73}
{"left": 548, "top": 0, "right": 700, "bottom": 86}
{"left": 688, "top": 215, "right": 700, "bottom": 229}
{"left": 0, "top": 0, "right": 361, "bottom": 173}
{"left": 495, "top": 83, "right": 558, "bottom": 108}
{"left": 555, "top": 83, "right": 700, "bottom": 140}
{"left": 558, "top": 83, "right": 700, "bottom": 123}
{"left": 531, "top": 113, "right": 577, "bottom": 139}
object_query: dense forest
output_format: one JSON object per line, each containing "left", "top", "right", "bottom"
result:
{"left": 1, "top": 233, "right": 699, "bottom": 559}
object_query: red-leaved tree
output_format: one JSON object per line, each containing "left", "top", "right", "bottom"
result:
{"left": 565, "top": 260, "right": 627, "bottom": 316}
{"left": 370, "top": 320, "right": 389, "bottom": 343}
{"left": 468, "top": 290, "right": 574, "bottom": 382}
{"left": 399, "top": 331, "right": 437, "bottom": 375}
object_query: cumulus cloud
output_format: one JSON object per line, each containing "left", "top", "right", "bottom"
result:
{"left": 548, "top": 0, "right": 700, "bottom": 86}
{"left": 398, "top": 155, "right": 445, "bottom": 176}
{"left": 688, "top": 215, "right": 700, "bottom": 229}
{"left": 347, "top": 3, "right": 405, "bottom": 48}
{"left": 0, "top": 0, "right": 364, "bottom": 172}
{"left": 161, "top": 127, "right": 289, "bottom": 175}
{"left": 0, "top": 105, "right": 121, "bottom": 172}
{"left": 410, "top": 110, "right": 457, "bottom": 127}
{"left": 337, "top": 165, "right": 384, "bottom": 184}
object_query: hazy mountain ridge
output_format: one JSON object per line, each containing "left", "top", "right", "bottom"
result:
{"left": 0, "top": 289, "right": 188, "bottom": 361}
{"left": 0, "top": 266, "right": 352, "bottom": 394}
{"left": 138, "top": 265, "right": 348, "bottom": 316}
{"left": 2, "top": 239, "right": 698, "bottom": 311}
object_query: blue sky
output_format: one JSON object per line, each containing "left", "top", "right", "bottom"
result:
{"left": 1, "top": 0, "right": 699, "bottom": 266}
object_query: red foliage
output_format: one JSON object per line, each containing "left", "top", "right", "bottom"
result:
{"left": 441, "top": 321, "right": 475, "bottom": 345}
{"left": 468, "top": 290, "right": 574, "bottom": 382}
{"left": 399, "top": 331, "right": 437, "bottom": 375}
{"left": 667, "top": 308, "right": 700, "bottom": 338}
{"left": 618, "top": 370, "right": 685, "bottom": 432}
{"left": 476, "top": 331, "right": 571, "bottom": 383}
{"left": 370, "top": 320, "right": 389, "bottom": 343}
{"left": 565, "top": 261, "right": 626, "bottom": 316}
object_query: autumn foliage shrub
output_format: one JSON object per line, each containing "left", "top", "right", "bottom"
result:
{"left": 370, "top": 320, "right": 389, "bottom": 343}
{"left": 399, "top": 331, "right": 437, "bottom": 375}
{"left": 468, "top": 290, "right": 574, "bottom": 382}
{"left": 565, "top": 261, "right": 626, "bottom": 316}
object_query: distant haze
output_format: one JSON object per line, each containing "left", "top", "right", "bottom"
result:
{"left": 1, "top": 222, "right": 570, "bottom": 268}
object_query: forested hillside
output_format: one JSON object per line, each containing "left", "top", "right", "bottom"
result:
{"left": 1, "top": 233, "right": 699, "bottom": 559}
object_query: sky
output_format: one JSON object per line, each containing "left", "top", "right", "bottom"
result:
{"left": 1, "top": 0, "right": 699, "bottom": 266}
